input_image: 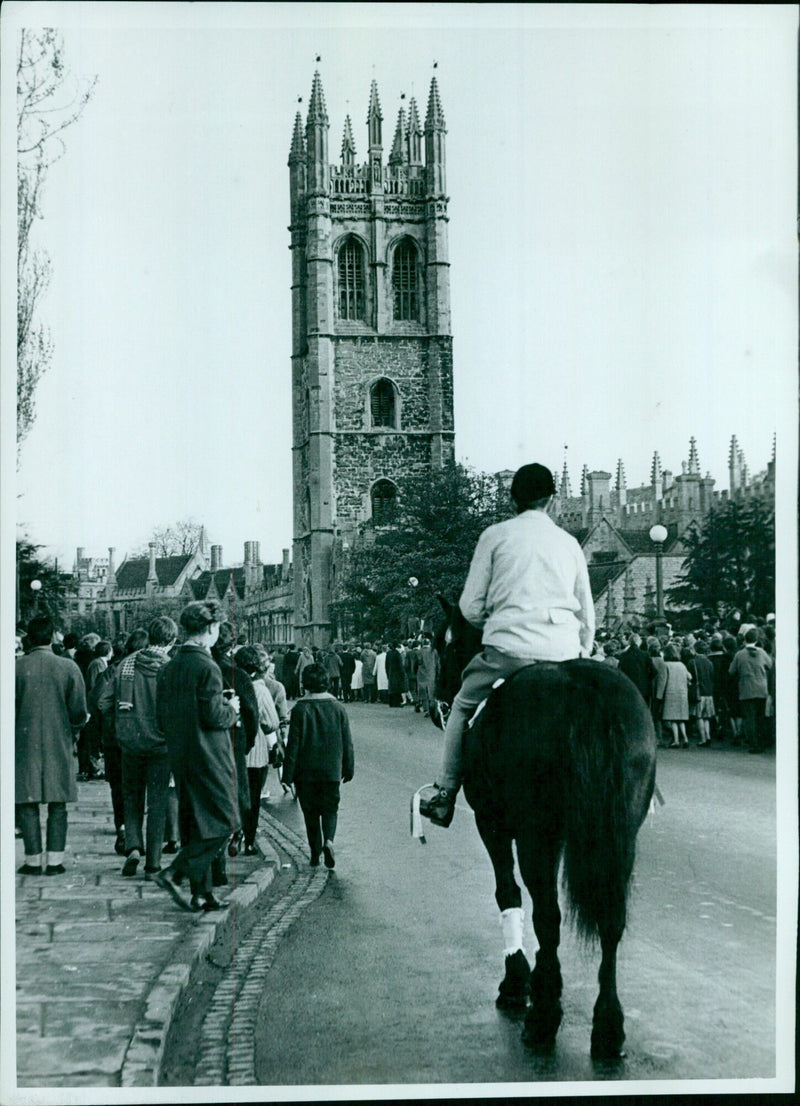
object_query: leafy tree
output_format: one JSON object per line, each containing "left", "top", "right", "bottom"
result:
{"left": 16, "top": 538, "right": 75, "bottom": 626}
{"left": 331, "top": 464, "right": 512, "bottom": 640}
{"left": 133, "top": 518, "right": 205, "bottom": 558}
{"left": 667, "top": 495, "right": 775, "bottom": 620}
{"left": 17, "top": 30, "right": 96, "bottom": 453}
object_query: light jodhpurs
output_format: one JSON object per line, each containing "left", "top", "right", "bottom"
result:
{"left": 438, "top": 647, "right": 544, "bottom": 793}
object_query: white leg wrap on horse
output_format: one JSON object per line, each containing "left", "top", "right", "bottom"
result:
{"left": 500, "top": 907, "right": 525, "bottom": 956}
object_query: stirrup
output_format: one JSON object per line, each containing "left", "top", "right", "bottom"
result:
{"left": 418, "top": 784, "right": 456, "bottom": 829}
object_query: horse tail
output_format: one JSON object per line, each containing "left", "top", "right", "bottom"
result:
{"left": 561, "top": 665, "right": 651, "bottom": 942}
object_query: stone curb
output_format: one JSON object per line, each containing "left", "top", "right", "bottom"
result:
{"left": 119, "top": 830, "right": 280, "bottom": 1088}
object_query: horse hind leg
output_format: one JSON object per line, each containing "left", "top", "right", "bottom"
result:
{"left": 516, "top": 831, "right": 563, "bottom": 1052}
{"left": 591, "top": 909, "right": 626, "bottom": 1061}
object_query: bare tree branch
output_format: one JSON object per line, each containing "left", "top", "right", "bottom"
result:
{"left": 17, "top": 29, "right": 96, "bottom": 454}
{"left": 132, "top": 519, "right": 206, "bottom": 559}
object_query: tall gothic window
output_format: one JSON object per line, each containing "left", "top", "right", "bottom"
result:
{"left": 370, "top": 378, "right": 397, "bottom": 429}
{"left": 392, "top": 238, "right": 419, "bottom": 321}
{"left": 338, "top": 237, "right": 366, "bottom": 321}
{"left": 371, "top": 479, "right": 397, "bottom": 525}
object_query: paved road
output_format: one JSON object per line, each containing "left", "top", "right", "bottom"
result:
{"left": 246, "top": 702, "right": 777, "bottom": 1089}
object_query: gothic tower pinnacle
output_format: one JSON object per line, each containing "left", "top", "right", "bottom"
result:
{"left": 687, "top": 436, "right": 700, "bottom": 475}
{"left": 615, "top": 458, "right": 627, "bottom": 507}
{"left": 367, "top": 78, "right": 383, "bottom": 185}
{"left": 407, "top": 97, "right": 423, "bottom": 165}
{"left": 389, "top": 105, "right": 408, "bottom": 166}
{"left": 341, "top": 114, "right": 356, "bottom": 165}
{"left": 305, "top": 71, "right": 329, "bottom": 194}
{"left": 424, "top": 75, "right": 446, "bottom": 196}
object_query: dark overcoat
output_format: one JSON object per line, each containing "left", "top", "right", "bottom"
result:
{"left": 212, "top": 648, "right": 257, "bottom": 818}
{"left": 386, "top": 647, "right": 406, "bottom": 696}
{"left": 156, "top": 644, "right": 240, "bottom": 839}
{"left": 617, "top": 646, "right": 654, "bottom": 706}
{"left": 16, "top": 647, "right": 88, "bottom": 804}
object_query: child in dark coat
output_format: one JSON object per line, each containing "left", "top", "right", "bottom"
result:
{"left": 282, "top": 664, "right": 354, "bottom": 869}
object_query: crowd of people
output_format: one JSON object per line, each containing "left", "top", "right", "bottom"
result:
{"left": 14, "top": 602, "right": 355, "bottom": 909}
{"left": 267, "top": 638, "right": 441, "bottom": 714}
{"left": 591, "top": 617, "right": 776, "bottom": 754}
{"left": 14, "top": 597, "right": 775, "bottom": 904}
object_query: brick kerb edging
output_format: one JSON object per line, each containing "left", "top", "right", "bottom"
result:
{"left": 119, "top": 831, "right": 278, "bottom": 1088}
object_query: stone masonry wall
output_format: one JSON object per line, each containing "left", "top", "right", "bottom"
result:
{"left": 333, "top": 336, "right": 453, "bottom": 432}
{"left": 331, "top": 335, "right": 454, "bottom": 528}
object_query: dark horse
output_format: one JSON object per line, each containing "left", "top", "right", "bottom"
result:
{"left": 432, "top": 599, "right": 657, "bottom": 1060}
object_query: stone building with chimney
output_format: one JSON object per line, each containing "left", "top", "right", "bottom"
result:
{"left": 85, "top": 534, "right": 294, "bottom": 644}
{"left": 288, "top": 70, "right": 455, "bottom": 645}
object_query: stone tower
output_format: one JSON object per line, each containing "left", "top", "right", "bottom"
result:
{"left": 288, "top": 71, "right": 455, "bottom": 645}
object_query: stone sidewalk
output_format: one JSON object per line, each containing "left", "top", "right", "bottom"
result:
{"left": 14, "top": 781, "right": 280, "bottom": 1089}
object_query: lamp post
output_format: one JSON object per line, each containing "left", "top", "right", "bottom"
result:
{"left": 30, "top": 578, "right": 42, "bottom": 617}
{"left": 648, "top": 524, "right": 668, "bottom": 618}
{"left": 407, "top": 576, "right": 419, "bottom": 638}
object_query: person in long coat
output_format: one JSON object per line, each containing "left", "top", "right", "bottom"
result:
{"left": 338, "top": 646, "right": 356, "bottom": 703}
{"left": 374, "top": 645, "right": 389, "bottom": 702}
{"left": 282, "top": 645, "right": 300, "bottom": 699}
{"left": 385, "top": 643, "right": 406, "bottom": 707}
{"left": 15, "top": 614, "right": 89, "bottom": 875}
{"left": 416, "top": 634, "right": 440, "bottom": 716}
{"left": 212, "top": 622, "right": 258, "bottom": 867}
{"left": 154, "top": 601, "right": 239, "bottom": 912}
{"left": 661, "top": 643, "right": 692, "bottom": 748}
{"left": 617, "top": 633, "right": 655, "bottom": 707}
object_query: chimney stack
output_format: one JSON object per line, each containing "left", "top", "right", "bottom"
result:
{"left": 243, "top": 541, "right": 260, "bottom": 590}
{"left": 282, "top": 548, "right": 290, "bottom": 579}
{"left": 147, "top": 542, "right": 158, "bottom": 581}
{"left": 210, "top": 545, "right": 223, "bottom": 572}
{"left": 244, "top": 541, "right": 260, "bottom": 565}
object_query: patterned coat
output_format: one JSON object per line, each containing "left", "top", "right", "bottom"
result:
{"left": 16, "top": 647, "right": 88, "bottom": 804}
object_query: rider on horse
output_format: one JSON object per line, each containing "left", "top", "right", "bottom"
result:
{"left": 420, "top": 462, "right": 596, "bottom": 828}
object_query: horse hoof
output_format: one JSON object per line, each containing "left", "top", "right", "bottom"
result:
{"left": 590, "top": 1032, "right": 626, "bottom": 1062}
{"left": 496, "top": 949, "right": 531, "bottom": 1011}
{"left": 522, "top": 1000, "right": 562, "bottom": 1052}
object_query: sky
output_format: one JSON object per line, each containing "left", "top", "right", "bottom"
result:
{"left": 3, "top": 2, "right": 797, "bottom": 571}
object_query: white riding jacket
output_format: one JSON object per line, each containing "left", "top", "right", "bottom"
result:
{"left": 459, "top": 509, "right": 595, "bottom": 661}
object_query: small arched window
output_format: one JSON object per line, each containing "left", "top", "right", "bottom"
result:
{"left": 370, "top": 378, "right": 397, "bottom": 429}
{"left": 371, "top": 479, "right": 397, "bottom": 525}
{"left": 392, "top": 238, "right": 420, "bottom": 321}
{"left": 338, "top": 237, "right": 366, "bottom": 321}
